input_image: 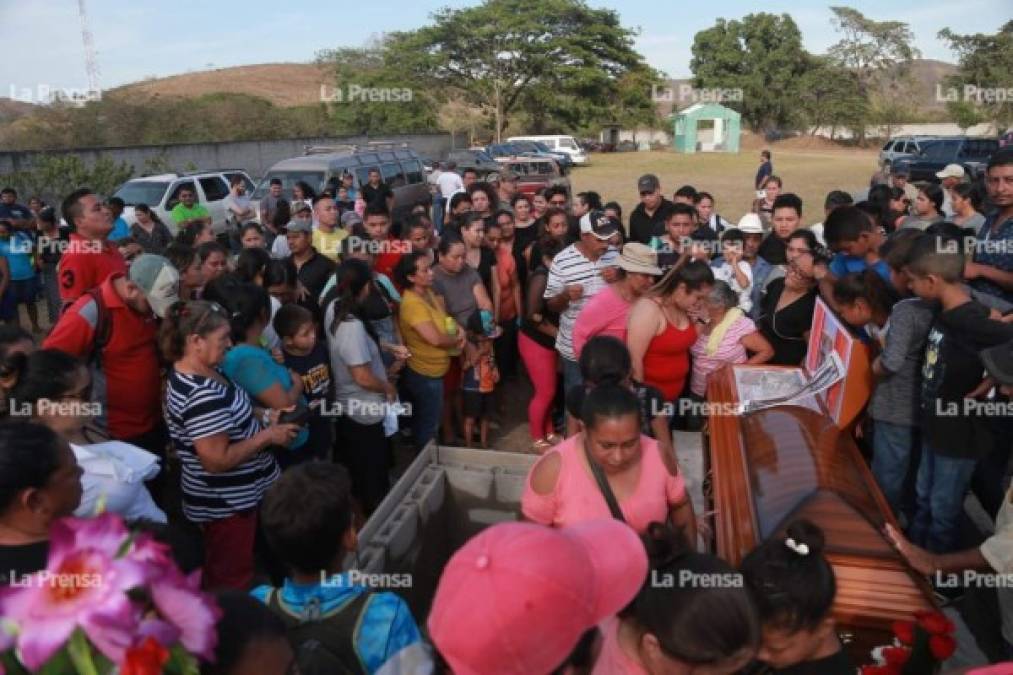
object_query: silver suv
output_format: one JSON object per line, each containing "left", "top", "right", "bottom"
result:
{"left": 112, "top": 169, "right": 256, "bottom": 235}
{"left": 879, "top": 136, "right": 937, "bottom": 168}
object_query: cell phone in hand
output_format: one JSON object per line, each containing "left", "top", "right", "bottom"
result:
{"left": 277, "top": 405, "right": 311, "bottom": 427}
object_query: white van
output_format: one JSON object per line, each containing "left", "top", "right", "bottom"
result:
{"left": 507, "top": 135, "right": 588, "bottom": 164}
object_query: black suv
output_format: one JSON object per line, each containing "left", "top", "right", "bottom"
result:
{"left": 894, "top": 137, "right": 999, "bottom": 182}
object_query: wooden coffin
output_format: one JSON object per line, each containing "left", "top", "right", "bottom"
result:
{"left": 705, "top": 364, "right": 935, "bottom": 648}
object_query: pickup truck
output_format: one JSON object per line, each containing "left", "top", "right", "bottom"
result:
{"left": 893, "top": 137, "right": 999, "bottom": 182}
{"left": 495, "top": 156, "right": 570, "bottom": 197}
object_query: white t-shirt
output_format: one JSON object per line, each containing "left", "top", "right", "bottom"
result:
{"left": 72, "top": 441, "right": 166, "bottom": 523}
{"left": 223, "top": 194, "right": 253, "bottom": 231}
{"left": 271, "top": 233, "right": 291, "bottom": 259}
{"left": 809, "top": 222, "right": 826, "bottom": 246}
{"left": 713, "top": 260, "right": 754, "bottom": 313}
{"left": 437, "top": 171, "right": 465, "bottom": 199}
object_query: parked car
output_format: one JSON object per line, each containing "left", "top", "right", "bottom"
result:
{"left": 502, "top": 140, "right": 573, "bottom": 170}
{"left": 252, "top": 143, "right": 429, "bottom": 222}
{"left": 507, "top": 135, "right": 588, "bottom": 164}
{"left": 445, "top": 149, "right": 502, "bottom": 175}
{"left": 494, "top": 156, "right": 570, "bottom": 197}
{"left": 879, "top": 136, "right": 938, "bottom": 168}
{"left": 113, "top": 169, "right": 255, "bottom": 235}
{"left": 893, "top": 137, "right": 1000, "bottom": 182}
{"left": 486, "top": 143, "right": 567, "bottom": 174}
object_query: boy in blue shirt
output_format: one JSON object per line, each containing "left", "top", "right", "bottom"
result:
{"left": 816, "top": 205, "right": 892, "bottom": 311}
{"left": 0, "top": 218, "right": 40, "bottom": 332}
{"left": 253, "top": 462, "right": 422, "bottom": 674}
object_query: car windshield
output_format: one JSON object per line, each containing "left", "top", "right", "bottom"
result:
{"left": 252, "top": 171, "right": 326, "bottom": 199}
{"left": 113, "top": 181, "right": 170, "bottom": 206}
{"left": 533, "top": 142, "right": 554, "bottom": 153}
{"left": 559, "top": 138, "right": 578, "bottom": 150}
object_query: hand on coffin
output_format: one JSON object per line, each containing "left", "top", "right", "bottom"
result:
{"left": 884, "top": 524, "right": 936, "bottom": 576}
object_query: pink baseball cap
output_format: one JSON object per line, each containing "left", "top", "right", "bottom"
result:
{"left": 427, "top": 519, "right": 648, "bottom": 675}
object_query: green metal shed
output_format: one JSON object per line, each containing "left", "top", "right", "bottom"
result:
{"left": 672, "top": 102, "right": 741, "bottom": 154}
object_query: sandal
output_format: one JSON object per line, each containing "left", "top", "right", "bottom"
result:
{"left": 531, "top": 439, "right": 553, "bottom": 454}
{"left": 545, "top": 433, "right": 563, "bottom": 445}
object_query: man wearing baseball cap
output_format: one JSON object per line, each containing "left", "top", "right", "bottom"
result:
{"left": 936, "top": 163, "right": 966, "bottom": 218}
{"left": 269, "top": 201, "right": 313, "bottom": 259}
{"left": 629, "top": 174, "right": 676, "bottom": 245}
{"left": 572, "top": 242, "right": 660, "bottom": 358}
{"left": 890, "top": 165, "right": 918, "bottom": 204}
{"left": 427, "top": 519, "right": 648, "bottom": 675}
{"left": 44, "top": 254, "right": 179, "bottom": 459}
{"left": 545, "top": 210, "right": 621, "bottom": 394}
{"left": 285, "top": 217, "right": 335, "bottom": 317}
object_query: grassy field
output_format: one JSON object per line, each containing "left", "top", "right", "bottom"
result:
{"left": 569, "top": 145, "right": 880, "bottom": 227}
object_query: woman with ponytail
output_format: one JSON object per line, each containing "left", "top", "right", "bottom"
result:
{"left": 740, "top": 519, "right": 852, "bottom": 673}
{"left": 324, "top": 258, "right": 397, "bottom": 514}
{"left": 591, "top": 523, "right": 759, "bottom": 674}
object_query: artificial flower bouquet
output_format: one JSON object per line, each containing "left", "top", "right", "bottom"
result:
{"left": 0, "top": 514, "right": 220, "bottom": 674}
{"left": 861, "top": 610, "right": 957, "bottom": 675}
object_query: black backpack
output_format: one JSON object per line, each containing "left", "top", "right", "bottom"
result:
{"left": 265, "top": 588, "right": 372, "bottom": 675}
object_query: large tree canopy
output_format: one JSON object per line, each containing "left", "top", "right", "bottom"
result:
{"left": 690, "top": 13, "right": 810, "bottom": 132}
{"left": 381, "top": 0, "right": 659, "bottom": 140}
{"left": 939, "top": 21, "right": 1013, "bottom": 129}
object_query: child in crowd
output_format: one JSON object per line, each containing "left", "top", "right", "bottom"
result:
{"left": 274, "top": 304, "right": 333, "bottom": 462}
{"left": 818, "top": 205, "right": 891, "bottom": 304}
{"left": 565, "top": 335, "right": 675, "bottom": 467}
{"left": 206, "top": 591, "right": 295, "bottom": 675}
{"left": 906, "top": 235, "right": 1013, "bottom": 553}
{"left": 741, "top": 519, "right": 853, "bottom": 674}
{"left": 650, "top": 203, "right": 700, "bottom": 273}
{"left": 461, "top": 310, "right": 500, "bottom": 448}
{"left": 711, "top": 228, "right": 754, "bottom": 312}
{"left": 831, "top": 269, "right": 897, "bottom": 348}
{"left": 851, "top": 239, "right": 935, "bottom": 519}
{"left": 593, "top": 524, "right": 759, "bottom": 674}
{"left": 252, "top": 462, "right": 422, "bottom": 674}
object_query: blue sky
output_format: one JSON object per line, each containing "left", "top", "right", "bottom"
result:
{"left": 0, "top": 0, "right": 1007, "bottom": 95}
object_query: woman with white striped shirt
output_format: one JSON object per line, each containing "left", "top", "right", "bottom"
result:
{"left": 161, "top": 300, "right": 300, "bottom": 590}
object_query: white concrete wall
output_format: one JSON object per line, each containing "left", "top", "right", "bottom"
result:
{"left": 812, "top": 122, "right": 998, "bottom": 140}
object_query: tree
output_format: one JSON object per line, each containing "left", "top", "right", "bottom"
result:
{"left": 827, "top": 7, "right": 920, "bottom": 141}
{"left": 939, "top": 21, "right": 1013, "bottom": 129}
{"left": 383, "top": 0, "right": 654, "bottom": 141}
{"left": 438, "top": 97, "right": 491, "bottom": 147}
{"left": 795, "top": 56, "right": 867, "bottom": 139}
{"left": 316, "top": 42, "right": 438, "bottom": 135}
{"left": 690, "top": 13, "right": 811, "bottom": 132}
{"left": 947, "top": 100, "right": 986, "bottom": 133}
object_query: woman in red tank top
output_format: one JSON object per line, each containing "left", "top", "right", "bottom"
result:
{"left": 627, "top": 261, "right": 715, "bottom": 401}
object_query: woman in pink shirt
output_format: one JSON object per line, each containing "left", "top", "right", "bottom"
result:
{"left": 522, "top": 384, "right": 695, "bottom": 540}
{"left": 572, "top": 242, "right": 661, "bottom": 360}
{"left": 592, "top": 524, "right": 759, "bottom": 674}
{"left": 689, "top": 280, "right": 774, "bottom": 398}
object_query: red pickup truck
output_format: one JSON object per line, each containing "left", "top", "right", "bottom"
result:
{"left": 495, "top": 157, "right": 570, "bottom": 197}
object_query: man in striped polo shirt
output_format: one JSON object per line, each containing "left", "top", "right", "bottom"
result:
{"left": 544, "top": 210, "right": 621, "bottom": 396}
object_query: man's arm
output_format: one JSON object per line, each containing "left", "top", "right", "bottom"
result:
{"left": 42, "top": 300, "right": 95, "bottom": 357}
{"left": 965, "top": 261, "right": 1013, "bottom": 292}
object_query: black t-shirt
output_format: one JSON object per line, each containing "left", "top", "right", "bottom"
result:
{"left": 758, "top": 234, "right": 788, "bottom": 265}
{"left": 283, "top": 341, "right": 333, "bottom": 459}
{"left": 361, "top": 182, "right": 393, "bottom": 209}
{"left": 38, "top": 226, "right": 70, "bottom": 265}
{"left": 469, "top": 247, "right": 497, "bottom": 299}
{"left": 0, "top": 540, "right": 50, "bottom": 583}
{"left": 520, "top": 266, "right": 558, "bottom": 350}
{"left": 567, "top": 382, "right": 666, "bottom": 435}
{"left": 293, "top": 251, "right": 336, "bottom": 319}
{"left": 921, "top": 299, "right": 1013, "bottom": 459}
{"left": 629, "top": 198, "right": 676, "bottom": 245}
{"left": 360, "top": 279, "right": 395, "bottom": 322}
{"left": 757, "top": 278, "right": 817, "bottom": 366}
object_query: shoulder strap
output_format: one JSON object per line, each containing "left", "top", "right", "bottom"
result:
{"left": 582, "top": 437, "right": 626, "bottom": 523}
{"left": 85, "top": 287, "right": 113, "bottom": 355}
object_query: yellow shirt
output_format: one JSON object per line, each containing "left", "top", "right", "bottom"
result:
{"left": 313, "top": 227, "right": 347, "bottom": 262}
{"left": 399, "top": 289, "right": 451, "bottom": 378}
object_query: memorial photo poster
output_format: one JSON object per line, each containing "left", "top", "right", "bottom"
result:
{"left": 806, "top": 296, "right": 855, "bottom": 424}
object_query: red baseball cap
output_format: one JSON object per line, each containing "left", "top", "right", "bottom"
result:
{"left": 427, "top": 519, "right": 648, "bottom": 675}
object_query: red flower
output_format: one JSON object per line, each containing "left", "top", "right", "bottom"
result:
{"left": 882, "top": 646, "right": 911, "bottom": 666}
{"left": 121, "top": 636, "right": 170, "bottom": 675}
{"left": 917, "top": 611, "right": 955, "bottom": 635}
{"left": 892, "top": 620, "right": 916, "bottom": 645}
{"left": 929, "top": 634, "right": 957, "bottom": 661}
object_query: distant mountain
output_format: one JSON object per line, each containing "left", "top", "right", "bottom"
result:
{"left": 108, "top": 62, "right": 333, "bottom": 107}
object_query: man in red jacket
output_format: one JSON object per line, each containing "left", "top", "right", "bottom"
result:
{"left": 58, "top": 188, "right": 126, "bottom": 309}
{"left": 44, "top": 254, "right": 178, "bottom": 458}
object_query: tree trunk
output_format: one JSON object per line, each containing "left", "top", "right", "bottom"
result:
{"left": 494, "top": 83, "right": 503, "bottom": 143}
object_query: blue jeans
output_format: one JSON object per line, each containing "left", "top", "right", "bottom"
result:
{"left": 872, "top": 420, "right": 914, "bottom": 517}
{"left": 400, "top": 366, "right": 444, "bottom": 452}
{"left": 561, "top": 357, "right": 583, "bottom": 397}
{"left": 910, "top": 444, "right": 978, "bottom": 553}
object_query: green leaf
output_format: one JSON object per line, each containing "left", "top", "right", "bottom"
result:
{"left": 65, "top": 629, "right": 100, "bottom": 675}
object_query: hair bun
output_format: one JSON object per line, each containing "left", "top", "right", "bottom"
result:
{"left": 784, "top": 519, "right": 825, "bottom": 558}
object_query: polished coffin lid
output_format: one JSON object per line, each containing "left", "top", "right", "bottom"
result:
{"left": 707, "top": 365, "right": 935, "bottom": 631}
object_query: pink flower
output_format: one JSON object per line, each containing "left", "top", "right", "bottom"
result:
{"left": 0, "top": 514, "right": 150, "bottom": 669}
{"left": 129, "top": 538, "right": 221, "bottom": 661}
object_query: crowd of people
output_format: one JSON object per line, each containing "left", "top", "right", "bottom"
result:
{"left": 0, "top": 142, "right": 1011, "bottom": 673}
